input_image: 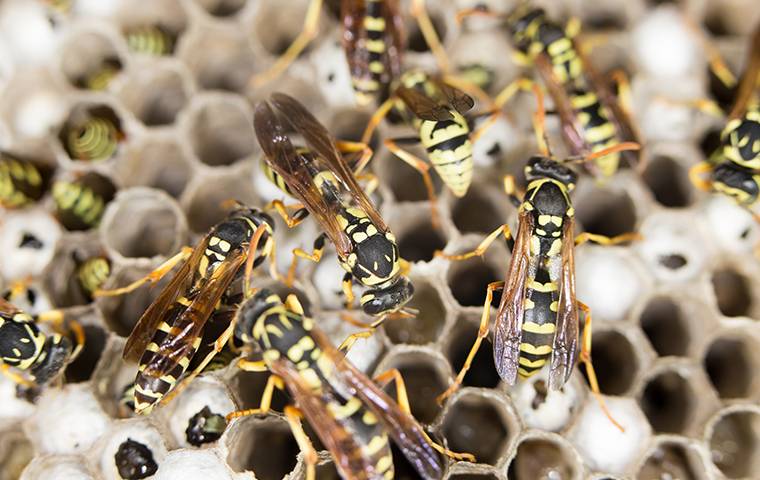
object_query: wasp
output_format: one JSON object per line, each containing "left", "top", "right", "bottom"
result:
{"left": 458, "top": 4, "right": 642, "bottom": 178}
{"left": 227, "top": 288, "right": 474, "bottom": 480}
{"left": 124, "top": 25, "right": 175, "bottom": 56}
{"left": 63, "top": 107, "right": 125, "bottom": 162}
{"left": 73, "top": 252, "right": 112, "bottom": 302}
{"left": 186, "top": 405, "right": 227, "bottom": 446}
{"left": 0, "top": 151, "right": 53, "bottom": 209}
{"left": 255, "top": 92, "right": 414, "bottom": 324}
{"left": 688, "top": 23, "right": 760, "bottom": 214}
{"left": 434, "top": 91, "right": 639, "bottom": 431}
{"left": 0, "top": 298, "right": 84, "bottom": 390}
{"left": 52, "top": 171, "right": 117, "bottom": 231}
{"left": 94, "top": 204, "right": 277, "bottom": 414}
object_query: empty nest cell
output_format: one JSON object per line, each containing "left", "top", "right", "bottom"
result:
{"left": 639, "top": 296, "right": 690, "bottom": 357}
{"left": 193, "top": 0, "right": 247, "bottom": 17}
{"left": 118, "top": 65, "right": 190, "bottom": 127}
{"left": 703, "top": 335, "right": 758, "bottom": 400}
{"left": 711, "top": 267, "right": 754, "bottom": 318}
{"left": 116, "top": 135, "right": 193, "bottom": 198}
{"left": 708, "top": 407, "right": 760, "bottom": 478}
{"left": 186, "top": 97, "right": 256, "bottom": 167}
{"left": 639, "top": 369, "right": 695, "bottom": 434}
{"left": 581, "top": 329, "right": 638, "bottom": 396}
{"left": 451, "top": 188, "right": 508, "bottom": 235}
{"left": 250, "top": 0, "right": 329, "bottom": 57}
{"left": 59, "top": 30, "right": 123, "bottom": 91}
{"left": 446, "top": 257, "right": 502, "bottom": 309}
{"left": 638, "top": 440, "right": 706, "bottom": 480}
{"left": 384, "top": 277, "right": 447, "bottom": 345}
{"left": 183, "top": 170, "right": 258, "bottom": 233}
{"left": 445, "top": 315, "right": 500, "bottom": 389}
{"left": 642, "top": 155, "right": 693, "bottom": 208}
{"left": 507, "top": 435, "right": 582, "bottom": 480}
{"left": 226, "top": 416, "right": 299, "bottom": 479}
{"left": 574, "top": 187, "right": 637, "bottom": 238}
{"left": 178, "top": 25, "right": 256, "bottom": 93}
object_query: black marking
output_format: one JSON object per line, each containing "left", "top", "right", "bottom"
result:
{"left": 114, "top": 438, "right": 158, "bottom": 480}
{"left": 19, "top": 233, "right": 43, "bottom": 249}
{"left": 186, "top": 406, "right": 227, "bottom": 446}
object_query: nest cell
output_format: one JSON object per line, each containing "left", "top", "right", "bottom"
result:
{"left": 642, "top": 155, "right": 693, "bottom": 208}
{"left": 384, "top": 277, "right": 447, "bottom": 345}
{"left": 225, "top": 416, "right": 299, "bottom": 479}
{"left": 707, "top": 407, "right": 760, "bottom": 478}
{"left": 445, "top": 315, "right": 500, "bottom": 389}
{"left": 574, "top": 187, "right": 638, "bottom": 239}
{"left": 183, "top": 170, "right": 259, "bottom": 233}
{"left": 446, "top": 255, "right": 503, "bottom": 309}
{"left": 59, "top": 31, "right": 124, "bottom": 91}
{"left": 178, "top": 26, "right": 256, "bottom": 93}
{"left": 639, "top": 297, "right": 690, "bottom": 357}
{"left": 250, "top": 0, "right": 330, "bottom": 57}
{"left": 193, "top": 0, "right": 247, "bottom": 17}
{"left": 581, "top": 329, "right": 639, "bottom": 396}
{"left": 396, "top": 215, "right": 447, "bottom": 263}
{"left": 507, "top": 435, "right": 583, "bottom": 480}
{"left": 0, "top": 208, "right": 61, "bottom": 280}
{"left": 509, "top": 371, "right": 583, "bottom": 432}
{"left": 703, "top": 335, "right": 758, "bottom": 400}
{"left": 451, "top": 188, "right": 509, "bottom": 235}
{"left": 118, "top": 65, "right": 190, "bottom": 127}
{"left": 638, "top": 440, "right": 708, "bottom": 480}
{"left": 65, "top": 321, "right": 108, "bottom": 383}
{"left": 186, "top": 97, "right": 256, "bottom": 167}
{"left": 639, "top": 369, "right": 695, "bottom": 434}
{"left": 711, "top": 267, "right": 754, "bottom": 318}
{"left": 116, "top": 135, "right": 193, "bottom": 198}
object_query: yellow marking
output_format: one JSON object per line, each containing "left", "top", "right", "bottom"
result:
{"left": 362, "top": 411, "right": 378, "bottom": 425}
{"left": 571, "top": 92, "right": 598, "bottom": 109}
{"left": 179, "top": 356, "right": 190, "bottom": 368}
{"left": 263, "top": 349, "right": 280, "bottom": 364}
{"left": 158, "top": 322, "right": 173, "bottom": 333}
{"left": 519, "top": 356, "right": 547, "bottom": 368}
{"left": 550, "top": 301, "right": 559, "bottom": 312}
{"left": 536, "top": 228, "right": 547, "bottom": 236}
{"left": 527, "top": 279, "right": 558, "bottom": 293}
{"left": 364, "top": 16, "right": 386, "bottom": 31}
{"left": 328, "top": 396, "right": 363, "bottom": 419}
{"left": 518, "top": 367, "right": 540, "bottom": 378}
{"left": 369, "top": 61, "right": 384, "bottom": 74}
{"left": 146, "top": 342, "right": 160, "bottom": 353}
{"left": 366, "top": 435, "right": 389, "bottom": 455}
{"left": 524, "top": 298, "right": 535, "bottom": 309}
{"left": 538, "top": 215, "right": 551, "bottom": 225}
{"left": 547, "top": 239, "right": 562, "bottom": 256}
{"left": 19, "top": 338, "right": 30, "bottom": 343}
{"left": 530, "top": 236, "right": 541, "bottom": 255}
{"left": 159, "top": 374, "right": 178, "bottom": 384}
{"left": 522, "top": 322, "right": 556, "bottom": 334}
{"left": 376, "top": 455, "right": 393, "bottom": 474}
{"left": 520, "top": 343, "right": 552, "bottom": 355}
{"left": 265, "top": 323, "right": 284, "bottom": 338}
{"left": 12, "top": 348, "right": 21, "bottom": 357}
{"left": 299, "top": 367, "right": 322, "bottom": 389}
{"left": 218, "top": 240, "right": 231, "bottom": 252}
{"left": 366, "top": 39, "right": 386, "bottom": 53}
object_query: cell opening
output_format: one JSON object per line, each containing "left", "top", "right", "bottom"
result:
{"left": 447, "top": 260, "right": 501, "bottom": 308}
{"left": 704, "top": 337, "right": 754, "bottom": 399}
{"left": 60, "top": 32, "right": 123, "bottom": 91}
{"left": 703, "top": 11, "right": 733, "bottom": 37}
{"left": 185, "top": 174, "right": 258, "bottom": 233}
{"left": 709, "top": 410, "right": 760, "bottom": 478}
{"left": 639, "top": 442, "right": 701, "bottom": 480}
{"left": 226, "top": 417, "right": 299, "bottom": 479}
{"left": 397, "top": 218, "right": 446, "bottom": 263}
{"left": 253, "top": 0, "right": 319, "bottom": 56}
{"left": 59, "top": 104, "right": 125, "bottom": 163}
{"left": 407, "top": 13, "right": 447, "bottom": 53}
{"left": 643, "top": 156, "right": 692, "bottom": 207}
{"left": 442, "top": 397, "right": 509, "bottom": 465}
{"left": 65, "top": 324, "right": 107, "bottom": 383}
{"left": 118, "top": 138, "right": 192, "bottom": 198}
{"left": 449, "top": 475, "right": 499, "bottom": 480}
{"left": 232, "top": 370, "right": 289, "bottom": 414}
{"left": 195, "top": 0, "right": 246, "bottom": 17}
{"left": 0, "top": 434, "right": 33, "bottom": 479}
{"left": 711, "top": 268, "right": 753, "bottom": 318}
{"left": 507, "top": 438, "right": 578, "bottom": 480}
{"left": 119, "top": 68, "right": 188, "bottom": 126}
{"left": 382, "top": 357, "right": 447, "bottom": 424}
{"left": 189, "top": 100, "right": 255, "bottom": 167}
{"left": 640, "top": 371, "right": 693, "bottom": 434}
{"left": 181, "top": 29, "right": 256, "bottom": 93}
{"left": 575, "top": 188, "right": 637, "bottom": 238}
{"left": 640, "top": 297, "right": 690, "bottom": 357}
{"left": 582, "top": 11, "right": 627, "bottom": 31}
{"left": 446, "top": 318, "right": 500, "bottom": 389}
{"left": 581, "top": 330, "right": 637, "bottom": 395}
{"left": 385, "top": 280, "right": 446, "bottom": 345}
{"left": 380, "top": 148, "right": 442, "bottom": 203}
{"left": 699, "top": 127, "right": 723, "bottom": 159}
{"left": 98, "top": 267, "right": 171, "bottom": 337}
{"left": 314, "top": 461, "right": 341, "bottom": 480}
{"left": 452, "top": 190, "right": 505, "bottom": 235}
{"left": 329, "top": 109, "right": 379, "bottom": 152}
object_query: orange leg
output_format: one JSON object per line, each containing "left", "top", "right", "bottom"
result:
{"left": 689, "top": 162, "right": 713, "bottom": 192}
{"left": 284, "top": 406, "right": 317, "bottom": 480}
{"left": 435, "top": 224, "right": 512, "bottom": 261}
{"left": 574, "top": 231, "right": 642, "bottom": 246}
{"left": 93, "top": 247, "right": 193, "bottom": 297}
{"left": 411, "top": 0, "right": 450, "bottom": 73}
{"left": 384, "top": 138, "right": 440, "bottom": 229}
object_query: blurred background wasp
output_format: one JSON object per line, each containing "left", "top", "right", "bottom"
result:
{"left": 434, "top": 87, "right": 640, "bottom": 431}
{"left": 62, "top": 106, "right": 125, "bottom": 162}
{"left": 458, "top": 3, "right": 643, "bottom": 179}
{"left": 52, "top": 171, "right": 117, "bottom": 231}
{"left": 94, "top": 204, "right": 277, "bottom": 414}
{"left": 254, "top": 93, "right": 414, "bottom": 335}
{"left": 0, "top": 150, "right": 54, "bottom": 209}
{"left": 227, "top": 288, "right": 474, "bottom": 480}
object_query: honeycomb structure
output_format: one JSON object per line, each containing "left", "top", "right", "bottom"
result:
{"left": 0, "top": 0, "right": 759, "bottom": 479}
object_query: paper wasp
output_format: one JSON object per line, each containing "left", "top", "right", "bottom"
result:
{"left": 0, "top": 151, "right": 54, "bottom": 209}
{"left": 63, "top": 107, "right": 125, "bottom": 162}
{"left": 94, "top": 205, "right": 277, "bottom": 414}
{"left": 688, "top": 22, "right": 760, "bottom": 214}
{"left": 74, "top": 253, "right": 112, "bottom": 302}
{"left": 0, "top": 297, "right": 85, "bottom": 390}
{"left": 52, "top": 171, "right": 117, "bottom": 231}
{"left": 254, "top": 92, "right": 414, "bottom": 324}
{"left": 227, "top": 288, "right": 474, "bottom": 480}
{"left": 434, "top": 87, "right": 640, "bottom": 431}
{"left": 458, "top": 3, "right": 642, "bottom": 178}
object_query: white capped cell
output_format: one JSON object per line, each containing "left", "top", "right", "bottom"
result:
{"left": 0, "top": 208, "right": 61, "bottom": 281}
{"left": 575, "top": 246, "right": 645, "bottom": 322}
{"left": 510, "top": 369, "right": 582, "bottom": 432}
{"left": 632, "top": 7, "right": 701, "bottom": 78}
{"left": 167, "top": 378, "right": 236, "bottom": 448}
{"left": 98, "top": 420, "right": 168, "bottom": 480}
{"left": 153, "top": 448, "right": 250, "bottom": 480}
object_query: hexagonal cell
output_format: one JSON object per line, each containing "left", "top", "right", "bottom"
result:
{"left": 21, "top": 455, "right": 98, "bottom": 480}
{"left": 445, "top": 316, "right": 500, "bottom": 389}
{"left": 575, "top": 247, "right": 645, "bottom": 322}
{"left": 100, "top": 188, "right": 186, "bottom": 260}
{"left": 575, "top": 187, "right": 637, "bottom": 238}
{"left": 405, "top": 8, "right": 448, "bottom": 54}
{"left": 178, "top": 25, "right": 256, "bottom": 93}
{"left": 639, "top": 369, "right": 695, "bottom": 434}
{"left": 638, "top": 440, "right": 707, "bottom": 480}
{"left": 0, "top": 208, "right": 61, "bottom": 280}
{"left": 116, "top": 0, "right": 188, "bottom": 56}
{"left": 52, "top": 171, "right": 117, "bottom": 231}
{"left": 165, "top": 378, "right": 235, "bottom": 448}
{"left": 43, "top": 237, "right": 111, "bottom": 307}
{"left": 98, "top": 421, "right": 168, "bottom": 480}
{"left": 707, "top": 407, "right": 760, "bottom": 478}
{"left": 396, "top": 215, "right": 447, "bottom": 263}
{"left": 58, "top": 103, "right": 126, "bottom": 163}
{"left": 711, "top": 267, "right": 754, "bottom": 318}
{"left": 634, "top": 210, "right": 707, "bottom": 282}
{"left": 65, "top": 321, "right": 108, "bottom": 383}
{"left": 118, "top": 65, "right": 190, "bottom": 126}
{"left": 328, "top": 108, "right": 379, "bottom": 151}
{"left": 230, "top": 369, "right": 290, "bottom": 415}
{"left": 508, "top": 435, "right": 583, "bottom": 479}
{"left": 449, "top": 474, "right": 499, "bottom": 480}
{"left": 186, "top": 97, "right": 256, "bottom": 167}
{"left": 642, "top": 155, "right": 693, "bottom": 208}
{"left": 250, "top": 0, "right": 330, "bottom": 57}
{"left": 384, "top": 278, "right": 447, "bottom": 345}
{"left": 194, "top": 0, "right": 246, "bottom": 17}
{"left": 451, "top": 188, "right": 508, "bottom": 235}
{"left": 581, "top": 329, "right": 638, "bottom": 396}
{"left": 639, "top": 297, "right": 690, "bottom": 357}
{"left": 703, "top": 335, "right": 759, "bottom": 399}
{"left": 183, "top": 170, "right": 259, "bottom": 233}
{"left": 376, "top": 147, "right": 443, "bottom": 203}
{"left": 115, "top": 135, "right": 193, "bottom": 198}
{"left": 446, "top": 257, "right": 502, "bottom": 309}
{"left": 59, "top": 30, "right": 123, "bottom": 90}
{"left": 441, "top": 392, "right": 512, "bottom": 465}
{"left": 226, "top": 416, "right": 299, "bottom": 479}
{"left": 510, "top": 371, "right": 583, "bottom": 432}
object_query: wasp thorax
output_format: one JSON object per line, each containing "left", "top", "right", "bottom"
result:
{"left": 234, "top": 288, "right": 280, "bottom": 345}
{"left": 525, "top": 156, "right": 578, "bottom": 187}
{"left": 360, "top": 276, "right": 414, "bottom": 316}
{"left": 712, "top": 163, "right": 760, "bottom": 206}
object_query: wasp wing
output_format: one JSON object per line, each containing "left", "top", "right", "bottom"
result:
{"left": 141, "top": 249, "right": 247, "bottom": 378}
{"left": 270, "top": 93, "right": 389, "bottom": 233}
{"left": 308, "top": 328, "right": 443, "bottom": 480}
{"left": 396, "top": 85, "right": 454, "bottom": 121}
{"left": 0, "top": 298, "right": 21, "bottom": 315}
{"left": 432, "top": 77, "right": 475, "bottom": 115}
{"left": 254, "top": 99, "right": 352, "bottom": 256}
{"left": 493, "top": 209, "right": 534, "bottom": 385}
{"left": 549, "top": 218, "right": 579, "bottom": 390}
{"left": 123, "top": 243, "right": 206, "bottom": 361}
{"left": 728, "top": 22, "right": 760, "bottom": 120}
{"left": 268, "top": 356, "right": 380, "bottom": 480}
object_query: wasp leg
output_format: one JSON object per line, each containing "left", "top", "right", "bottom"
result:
{"left": 577, "top": 301, "right": 625, "bottom": 432}
{"left": 574, "top": 231, "right": 641, "bottom": 246}
{"left": 0, "top": 364, "right": 34, "bottom": 388}
{"left": 608, "top": 69, "right": 634, "bottom": 117}
{"left": 337, "top": 314, "right": 387, "bottom": 353}
{"left": 267, "top": 199, "right": 310, "bottom": 229}
{"left": 437, "top": 281, "right": 504, "bottom": 405}
{"left": 411, "top": 0, "right": 450, "bottom": 73}
{"left": 226, "top": 374, "right": 284, "bottom": 421}
{"left": 335, "top": 139, "right": 374, "bottom": 177}
{"left": 375, "top": 368, "right": 476, "bottom": 462}
{"left": 286, "top": 234, "right": 326, "bottom": 287}
{"left": 689, "top": 161, "right": 714, "bottom": 192}
{"left": 249, "top": 0, "right": 323, "bottom": 88}
{"left": 494, "top": 78, "right": 550, "bottom": 155}
{"left": 494, "top": 77, "right": 538, "bottom": 110}
{"left": 284, "top": 405, "right": 318, "bottom": 480}
{"left": 342, "top": 273, "right": 355, "bottom": 310}
{"left": 503, "top": 175, "right": 524, "bottom": 208}
{"left": 435, "top": 224, "right": 512, "bottom": 261}
{"left": 93, "top": 246, "right": 194, "bottom": 297}
{"left": 384, "top": 137, "right": 440, "bottom": 229}
{"left": 34, "top": 309, "right": 86, "bottom": 361}
{"left": 361, "top": 97, "right": 396, "bottom": 146}
{"left": 244, "top": 222, "right": 274, "bottom": 296}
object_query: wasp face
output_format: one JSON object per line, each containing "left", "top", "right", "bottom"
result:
{"left": 525, "top": 156, "right": 578, "bottom": 188}
{"left": 234, "top": 288, "right": 280, "bottom": 346}
{"left": 712, "top": 163, "right": 760, "bottom": 206}
{"left": 360, "top": 277, "right": 414, "bottom": 316}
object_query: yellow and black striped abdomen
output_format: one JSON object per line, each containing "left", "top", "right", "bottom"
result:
{"left": 52, "top": 172, "right": 117, "bottom": 231}
{"left": 571, "top": 89, "right": 621, "bottom": 177}
{"left": 66, "top": 117, "right": 121, "bottom": 162}
{"left": 0, "top": 154, "right": 51, "bottom": 208}
{"left": 125, "top": 25, "right": 175, "bottom": 56}
{"left": 418, "top": 110, "right": 474, "bottom": 197}
{"left": 518, "top": 261, "right": 558, "bottom": 379}
{"left": 77, "top": 257, "right": 111, "bottom": 298}
{"left": 351, "top": 0, "right": 388, "bottom": 105}
{"left": 722, "top": 106, "right": 760, "bottom": 170}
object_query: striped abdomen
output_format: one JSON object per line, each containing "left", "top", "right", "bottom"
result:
{"left": 418, "top": 111, "right": 474, "bottom": 197}
{"left": 518, "top": 255, "right": 559, "bottom": 380}
{"left": 570, "top": 89, "right": 621, "bottom": 177}
{"left": 351, "top": 0, "right": 387, "bottom": 105}
{"left": 537, "top": 22, "right": 582, "bottom": 86}
{"left": 0, "top": 155, "right": 50, "bottom": 208}
{"left": 722, "top": 105, "right": 760, "bottom": 170}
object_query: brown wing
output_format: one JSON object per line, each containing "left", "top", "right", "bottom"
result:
{"left": 341, "top": 0, "right": 368, "bottom": 81}
{"left": 396, "top": 85, "right": 454, "bottom": 121}
{"left": 268, "top": 358, "right": 379, "bottom": 480}
{"left": 548, "top": 218, "right": 579, "bottom": 390}
{"left": 432, "top": 77, "right": 475, "bottom": 115}
{"left": 383, "top": 0, "right": 404, "bottom": 81}
{"left": 728, "top": 22, "right": 760, "bottom": 120}
{"left": 572, "top": 39, "right": 642, "bottom": 168}
{"left": 141, "top": 250, "right": 247, "bottom": 377}
{"left": 123, "top": 243, "right": 206, "bottom": 361}
{"left": 254, "top": 99, "right": 352, "bottom": 255}
{"left": 0, "top": 298, "right": 21, "bottom": 316}
{"left": 270, "top": 93, "right": 389, "bottom": 232}
{"left": 309, "top": 328, "right": 444, "bottom": 480}
{"left": 493, "top": 209, "right": 534, "bottom": 385}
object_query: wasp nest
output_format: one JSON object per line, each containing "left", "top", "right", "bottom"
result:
{"left": 1, "top": 0, "right": 759, "bottom": 479}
